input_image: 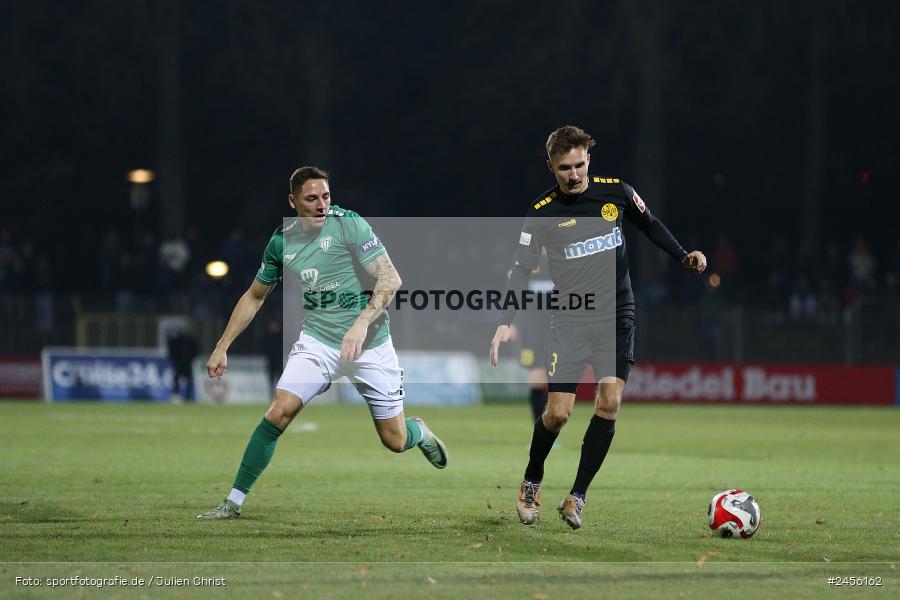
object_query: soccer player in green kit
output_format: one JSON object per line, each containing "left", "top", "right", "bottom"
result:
{"left": 197, "top": 166, "right": 448, "bottom": 520}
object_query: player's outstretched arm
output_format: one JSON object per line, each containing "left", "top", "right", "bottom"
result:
{"left": 682, "top": 250, "right": 707, "bottom": 274}
{"left": 207, "top": 279, "right": 274, "bottom": 378}
{"left": 341, "top": 253, "right": 402, "bottom": 362}
{"left": 623, "top": 183, "right": 707, "bottom": 271}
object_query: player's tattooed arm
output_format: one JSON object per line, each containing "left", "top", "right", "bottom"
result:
{"left": 361, "top": 252, "right": 402, "bottom": 320}
{"left": 341, "top": 253, "right": 402, "bottom": 361}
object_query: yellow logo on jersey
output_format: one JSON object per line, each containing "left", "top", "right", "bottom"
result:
{"left": 557, "top": 218, "right": 577, "bottom": 228}
{"left": 520, "top": 348, "right": 535, "bottom": 368}
{"left": 601, "top": 203, "right": 619, "bottom": 222}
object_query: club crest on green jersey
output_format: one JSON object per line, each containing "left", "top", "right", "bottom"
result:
{"left": 301, "top": 268, "right": 319, "bottom": 288}
{"left": 320, "top": 236, "right": 333, "bottom": 251}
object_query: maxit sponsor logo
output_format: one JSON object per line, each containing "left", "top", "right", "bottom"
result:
{"left": 564, "top": 227, "right": 622, "bottom": 259}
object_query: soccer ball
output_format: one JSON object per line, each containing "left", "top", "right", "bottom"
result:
{"left": 708, "top": 489, "right": 761, "bottom": 539}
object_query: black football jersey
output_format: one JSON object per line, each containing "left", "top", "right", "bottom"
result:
{"left": 511, "top": 177, "right": 685, "bottom": 324}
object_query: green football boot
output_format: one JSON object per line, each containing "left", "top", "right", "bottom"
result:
{"left": 196, "top": 499, "right": 241, "bottom": 520}
{"left": 410, "top": 416, "right": 448, "bottom": 469}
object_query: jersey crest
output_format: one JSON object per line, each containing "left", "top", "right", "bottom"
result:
{"left": 601, "top": 203, "right": 619, "bottom": 222}
{"left": 300, "top": 268, "right": 319, "bottom": 288}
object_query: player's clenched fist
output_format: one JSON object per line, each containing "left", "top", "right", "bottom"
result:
{"left": 682, "top": 250, "right": 707, "bottom": 274}
{"left": 207, "top": 348, "right": 228, "bottom": 378}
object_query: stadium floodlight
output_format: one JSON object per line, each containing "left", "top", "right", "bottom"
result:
{"left": 127, "top": 169, "right": 156, "bottom": 184}
{"left": 205, "top": 260, "right": 230, "bottom": 278}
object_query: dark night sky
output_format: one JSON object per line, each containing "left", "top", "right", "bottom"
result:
{"left": 3, "top": 0, "right": 899, "bottom": 292}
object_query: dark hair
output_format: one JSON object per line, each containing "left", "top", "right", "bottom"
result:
{"left": 289, "top": 166, "right": 329, "bottom": 196}
{"left": 546, "top": 125, "right": 595, "bottom": 157}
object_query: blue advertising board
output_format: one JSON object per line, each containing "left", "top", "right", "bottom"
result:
{"left": 41, "top": 347, "right": 174, "bottom": 402}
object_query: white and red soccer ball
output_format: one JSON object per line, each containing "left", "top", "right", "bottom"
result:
{"left": 708, "top": 489, "right": 761, "bottom": 539}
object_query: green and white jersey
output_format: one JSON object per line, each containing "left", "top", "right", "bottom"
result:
{"left": 256, "top": 205, "right": 389, "bottom": 350}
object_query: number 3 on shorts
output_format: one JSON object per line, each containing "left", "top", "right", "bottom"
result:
{"left": 548, "top": 352, "right": 558, "bottom": 377}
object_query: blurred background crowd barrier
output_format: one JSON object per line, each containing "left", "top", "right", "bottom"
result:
{"left": 3, "top": 1, "right": 898, "bottom": 405}
{"left": 2, "top": 219, "right": 898, "bottom": 405}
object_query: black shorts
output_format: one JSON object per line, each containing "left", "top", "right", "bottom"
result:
{"left": 518, "top": 303, "right": 551, "bottom": 370}
{"left": 545, "top": 314, "right": 635, "bottom": 393}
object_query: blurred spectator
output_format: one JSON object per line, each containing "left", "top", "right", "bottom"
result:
{"left": 817, "top": 242, "right": 845, "bottom": 297}
{"left": 788, "top": 274, "right": 817, "bottom": 320}
{"left": 160, "top": 234, "right": 191, "bottom": 273}
{"left": 159, "top": 232, "right": 191, "bottom": 294}
{"left": 167, "top": 324, "right": 199, "bottom": 402}
{"left": 793, "top": 240, "right": 818, "bottom": 289}
{"left": 34, "top": 257, "right": 54, "bottom": 332}
{"left": 848, "top": 237, "right": 876, "bottom": 292}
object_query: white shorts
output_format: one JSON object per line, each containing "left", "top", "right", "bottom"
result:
{"left": 276, "top": 332, "right": 405, "bottom": 420}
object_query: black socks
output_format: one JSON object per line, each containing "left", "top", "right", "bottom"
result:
{"left": 529, "top": 388, "right": 547, "bottom": 421}
{"left": 571, "top": 415, "right": 616, "bottom": 497}
{"left": 523, "top": 416, "right": 560, "bottom": 483}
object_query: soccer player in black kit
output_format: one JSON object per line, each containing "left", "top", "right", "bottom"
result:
{"left": 490, "top": 126, "right": 707, "bottom": 529}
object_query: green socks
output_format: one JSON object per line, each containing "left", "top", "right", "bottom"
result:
{"left": 402, "top": 418, "right": 423, "bottom": 451}
{"left": 232, "top": 418, "right": 284, "bottom": 493}
{"left": 232, "top": 416, "right": 421, "bottom": 494}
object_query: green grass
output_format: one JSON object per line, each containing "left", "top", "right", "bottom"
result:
{"left": 1, "top": 401, "right": 898, "bottom": 598}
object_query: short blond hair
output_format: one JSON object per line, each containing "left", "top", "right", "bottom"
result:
{"left": 546, "top": 125, "right": 595, "bottom": 157}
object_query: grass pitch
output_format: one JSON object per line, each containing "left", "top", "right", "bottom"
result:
{"left": 1, "top": 401, "right": 897, "bottom": 598}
